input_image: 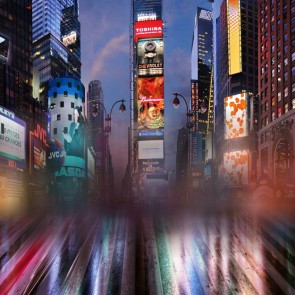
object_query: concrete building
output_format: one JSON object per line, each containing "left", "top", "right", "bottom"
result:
{"left": 257, "top": 0, "right": 295, "bottom": 195}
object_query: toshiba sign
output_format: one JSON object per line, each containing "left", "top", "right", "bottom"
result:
{"left": 134, "top": 20, "right": 163, "bottom": 43}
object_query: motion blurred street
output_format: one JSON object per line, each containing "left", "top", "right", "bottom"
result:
{"left": 1, "top": 197, "right": 295, "bottom": 295}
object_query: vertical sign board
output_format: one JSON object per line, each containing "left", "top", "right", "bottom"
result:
{"left": 0, "top": 107, "right": 26, "bottom": 170}
{"left": 227, "top": 0, "right": 242, "bottom": 75}
{"left": 0, "top": 107, "right": 26, "bottom": 198}
{"left": 224, "top": 93, "right": 248, "bottom": 139}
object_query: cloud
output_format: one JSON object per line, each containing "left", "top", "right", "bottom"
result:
{"left": 89, "top": 33, "right": 129, "bottom": 80}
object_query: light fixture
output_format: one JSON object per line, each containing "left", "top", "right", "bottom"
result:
{"left": 173, "top": 93, "right": 180, "bottom": 109}
{"left": 119, "top": 100, "right": 126, "bottom": 113}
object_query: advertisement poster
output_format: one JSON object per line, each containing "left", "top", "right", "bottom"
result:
{"left": 225, "top": 93, "right": 248, "bottom": 139}
{"left": 32, "top": 138, "right": 47, "bottom": 172}
{"left": 221, "top": 150, "right": 249, "bottom": 186}
{"left": 137, "top": 38, "right": 164, "bottom": 76}
{"left": 134, "top": 20, "right": 163, "bottom": 42}
{"left": 0, "top": 107, "right": 26, "bottom": 169}
{"left": 137, "top": 76, "right": 164, "bottom": 130}
{"left": 138, "top": 140, "right": 164, "bottom": 159}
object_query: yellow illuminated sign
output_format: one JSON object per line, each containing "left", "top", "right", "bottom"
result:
{"left": 227, "top": 0, "right": 242, "bottom": 75}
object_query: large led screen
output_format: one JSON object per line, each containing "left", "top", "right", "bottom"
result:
{"left": 134, "top": 20, "right": 163, "bottom": 43}
{"left": 137, "top": 39, "right": 164, "bottom": 76}
{"left": 222, "top": 150, "right": 249, "bottom": 186}
{"left": 0, "top": 107, "right": 26, "bottom": 169}
{"left": 227, "top": 0, "right": 242, "bottom": 75}
{"left": 138, "top": 140, "right": 164, "bottom": 159}
{"left": 137, "top": 76, "right": 164, "bottom": 130}
{"left": 0, "top": 34, "right": 10, "bottom": 63}
{"left": 225, "top": 93, "right": 248, "bottom": 139}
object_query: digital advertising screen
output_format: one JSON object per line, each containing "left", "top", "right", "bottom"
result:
{"left": 134, "top": 20, "right": 163, "bottom": 43}
{"left": 225, "top": 93, "right": 248, "bottom": 139}
{"left": 227, "top": 0, "right": 242, "bottom": 75}
{"left": 138, "top": 159, "right": 164, "bottom": 173}
{"left": 137, "top": 76, "right": 164, "bottom": 130}
{"left": 32, "top": 137, "right": 47, "bottom": 173}
{"left": 138, "top": 140, "right": 164, "bottom": 160}
{"left": 0, "top": 107, "right": 26, "bottom": 170}
{"left": 222, "top": 150, "right": 249, "bottom": 186}
{"left": 0, "top": 34, "right": 10, "bottom": 63}
{"left": 137, "top": 38, "right": 164, "bottom": 76}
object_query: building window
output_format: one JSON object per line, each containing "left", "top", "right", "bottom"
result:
{"left": 284, "top": 87, "right": 288, "bottom": 97}
{"left": 278, "top": 107, "right": 282, "bottom": 117}
{"left": 284, "top": 58, "right": 288, "bottom": 65}
{"left": 292, "top": 52, "right": 295, "bottom": 61}
{"left": 77, "top": 85, "right": 80, "bottom": 90}
{"left": 53, "top": 92, "right": 57, "bottom": 98}
{"left": 57, "top": 114, "right": 61, "bottom": 120}
{"left": 284, "top": 72, "right": 288, "bottom": 81}
{"left": 71, "top": 102, "right": 75, "bottom": 108}
{"left": 266, "top": 116, "right": 269, "bottom": 125}
{"left": 265, "top": 101, "right": 269, "bottom": 111}
{"left": 292, "top": 66, "right": 295, "bottom": 76}
{"left": 271, "top": 69, "right": 275, "bottom": 77}
{"left": 64, "top": 91, "right": 68, "bottom": 97}
{"left": 60, "top": 101, "right": 64, "bottom": 107}
{"left": 54, "top": 128, "right": 57, "bottom": 135}
{"left": 292, "top": 83, "right": 295, "bottom": 93}
{"left": 272, "top": 111, "right": 275, "bottom": 121}
{"left": 271, "top": 97, "right": 275, "bottom": 106}
{"left": 68, "top": 114, "right": 72, "bottom": 121}
{"left": 284, "top": 103, "right": 289, "bottom": 113}
{"left": 56, "top": 82, "right": 61, "bottom": 87}
{"left": 75, "top": 93, "right": 78, "bottom": 99}
{"left": 278, "top": 63, "right": 281, "bottom": 72}
{"left": 292, "top": 99, "right": 295, "bottom": 109}
{"left": 68, "top": 82, "right": 72, "bottom": 88}
{"left": 278, "top": 92, "right": 282, "bottom": 101}
{"left": 271, "top": 83, "right": 275, "bottom": 92}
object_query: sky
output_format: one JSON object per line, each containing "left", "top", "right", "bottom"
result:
{"left": 79, "top": 0, "right": 212, "bottom": 185}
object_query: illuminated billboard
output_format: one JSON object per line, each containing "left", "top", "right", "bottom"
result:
{"left": 137, "top": 39, "right": 164, "bottom": 76}
{"left": 227, "top": 0, "right": 242, "bottom": 75}
{"left": 137, "top": 76, "right": 164, "bottom": 130}
{"left": 0, "top": 107, "right": 26, "bottom": 170}
{"left": 138, "top": 140, "right": 164, "bottom": 159}
{"left": 62, "top": 31, "right": 77, "bottom": 47}
{"left": 0, "top": 34, "right": 10, "bottom": 64}
{"left": 225, "top": 93, "right": 248, "bottom": 139}
{"left": 222, "top": 150, "right": 249, "bottom": 186}
{"left": 139, "top": 159, "right": 164, "bottom": 173}
{"left": 134, "top": 20, "right": 163, "bottom": 43}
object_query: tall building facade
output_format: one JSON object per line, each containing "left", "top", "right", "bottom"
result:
{"left": 130, "top": 0, "right": 165, "bottom": 198}
{"left": 32, "top": 0, "right": 81, "bottom": 101}
{"left": 214, "top": 0, "right": 258, "bottom": 192}
{"left": 191, "top": 7, "right": 214, "bottom": 192}
{"left": 257, "top": 0, "right": 295, "bottom": 193}
{"left": 0, "top": 0, "right": 33, "bottom": 115}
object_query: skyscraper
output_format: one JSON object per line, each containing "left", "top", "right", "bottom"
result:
{"left": 257, "top": 0, "right": 295, "bottom": 192}
{"left": 0, "top": 0, "right": 33, "bottom": 115}
{"left": 213, "top": 0, "right": 258, "bottom": 193}
{"left": 32, "top": 0, "right": 81, "bottom": 101}
{"left": 191, "top": 7, "right": 214, "bottom": 181}
{"left": 130, "top": 0, "right": 164, "bottom": 199}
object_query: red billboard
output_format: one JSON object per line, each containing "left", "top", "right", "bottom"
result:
{"left": 134, "top": 20, "right": 163, "bottom": 43}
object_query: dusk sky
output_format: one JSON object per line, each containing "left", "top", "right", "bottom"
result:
{"left": 79, "top": 0, "right": 212, "bottom": 184}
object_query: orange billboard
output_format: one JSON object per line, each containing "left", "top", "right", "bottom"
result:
{"left": 222, "top": 150, "right": 249, "bottom": 186}
{"left": 227, "top": 0, "right": 242, "bottom": 75}
{"left": 225, "top": 93, "right": 248, "bottom": 139}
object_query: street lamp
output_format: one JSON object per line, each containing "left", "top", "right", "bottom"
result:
{"left": 91, "top": 99, "right": 126, "bottom": 201}
{"left": 172, "top": 92, "right": 193, "bottom": 201}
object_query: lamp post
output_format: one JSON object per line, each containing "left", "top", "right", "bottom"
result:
{"left": 172, "top": 93, "right": 193, "bottom": 201}
{"left": 91, "top": 99, "right": 126, "bottom": 201}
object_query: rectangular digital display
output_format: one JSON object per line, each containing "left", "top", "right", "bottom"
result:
{"left": 137, "top": 77, "right": 164, "bottom": 130}
{"left": 138, "top": 140, "right": 164, "bottom": 159}
{"left": 225, "top": 93, "right": 248, "bottom": 139}
{"left": 134, "top": 20, "right": 163, "bottom": 43}
{"left": 137, "top": 38, "right": 164, "bottom": 76}
{"left": 227, "top": 0, "right": 242, "bottom": 75}
{"left": 222, "top": 150, "right": 249, "bottom": 186}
